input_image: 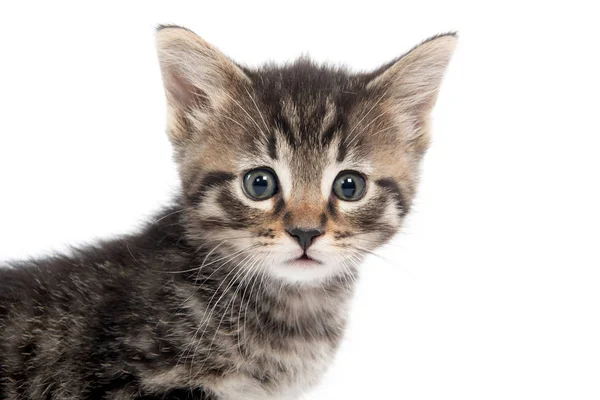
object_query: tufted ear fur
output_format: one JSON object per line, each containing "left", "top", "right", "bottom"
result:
{"left": 155, "top": 25, "right": 250, "bottom": 142}
{"left": 367, "top": 33, "right": 457, "bottom": 152}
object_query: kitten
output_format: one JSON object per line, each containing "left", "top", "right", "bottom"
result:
{"left": 0, "top": 26, "right": 456, "bottom": 400}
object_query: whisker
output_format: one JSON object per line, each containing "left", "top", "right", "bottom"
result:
{"left": 236, "top": 255, "right": 265, "bottom": 354}
{"left": 188, "top": 253, "right": 258, "bottom": 373}
{"left": 195, "top": 254, "right": 262, "bottom": 370}
{"left": 222, "top": 91, "right": 267, "bottom": 139}
{"left": 152, "top": 208, "right": 185, "bottom": 224}
{"left": 208, "top": 255, "right": 262, "bottom": 359}
{"left": 175, "top": 250, "right": 250, "bottom": 371}
{"left": 243, "top": 86, "right": 270, "bottom": 134}
{"left": 159, "top": 243, "right": 258, "bottom": 274}
{"left": 351, "top": 246, "right": 396, "bottom": 267}
{"left": 345, "top": 90, "right": 389, "bottom": 145}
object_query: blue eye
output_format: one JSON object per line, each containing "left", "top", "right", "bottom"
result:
{"left": 243, "top": 168, "right": 278, "bottom": 200}
{"left": 333, "top": 171, "right": 366, "bottom": 201}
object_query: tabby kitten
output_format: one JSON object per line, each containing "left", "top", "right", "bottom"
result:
{"left": 0, "top": 26, "right": 456, "bottom": 400}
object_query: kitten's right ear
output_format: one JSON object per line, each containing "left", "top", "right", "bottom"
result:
{"left": 155, "top": 25, "right": 249, "bottom": 117}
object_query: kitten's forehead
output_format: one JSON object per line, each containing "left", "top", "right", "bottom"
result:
{"left": 245, "top": 63, "right": 365, "bottom": 157}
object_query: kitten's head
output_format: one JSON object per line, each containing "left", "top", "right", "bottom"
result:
{"left": 156, "top": 26, "right": 456, "bottom": 284}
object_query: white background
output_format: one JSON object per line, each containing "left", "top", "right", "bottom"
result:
{"left": 1, "top": 2, "right": 599, "bottom": 399}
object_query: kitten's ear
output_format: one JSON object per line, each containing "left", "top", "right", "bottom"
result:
{"left": 367, "top": 33, "right": 457, "bottom": 121}
{"left": 156, "top": 25, "right": 249, "bottom": 115}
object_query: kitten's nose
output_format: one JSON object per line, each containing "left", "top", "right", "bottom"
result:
{"left": 286, "top": 228, "right": 323, "bottom": 250}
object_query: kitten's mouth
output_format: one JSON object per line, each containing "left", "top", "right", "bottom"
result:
{"left": 288, "top": 253, "right": 322, "bottom": 266}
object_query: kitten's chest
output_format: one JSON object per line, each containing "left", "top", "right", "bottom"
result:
{"left": 180, "top": 280, "right": 351, "bottom": 399}
{"left": 216, "top": 336, "right": 338, "bottom": 400}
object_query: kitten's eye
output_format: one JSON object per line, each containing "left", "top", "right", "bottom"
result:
{"left": 333, "top": 171, "right": 366, "bottom": 201}
{"left": 243, "top": 168, "right": 278, "bottom": 200}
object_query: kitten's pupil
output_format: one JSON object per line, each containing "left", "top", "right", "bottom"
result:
{"left": 341, "top": 177, "right": 356, "bottom": 197}
{"left": 253, "top": 175, "right": 269, "bottom": 196}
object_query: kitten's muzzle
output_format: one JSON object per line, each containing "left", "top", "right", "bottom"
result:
{"left": 285, "top": 228, "right": 324, "bottom": 251}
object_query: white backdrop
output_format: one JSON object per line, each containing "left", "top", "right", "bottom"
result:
{"left": 1, "top": 2, "right": 599, "bottom": 399}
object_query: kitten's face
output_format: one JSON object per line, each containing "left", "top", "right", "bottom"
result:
{"left": 156, "top": 27, "right": 456, "bottom": 284}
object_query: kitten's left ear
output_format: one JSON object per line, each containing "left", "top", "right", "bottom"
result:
{"left": 367, "top": 33, "right": 457, "bottom": 121}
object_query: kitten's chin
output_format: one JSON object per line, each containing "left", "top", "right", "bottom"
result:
{"left": 268, "top": 261, "right": 347, "bottom": 285}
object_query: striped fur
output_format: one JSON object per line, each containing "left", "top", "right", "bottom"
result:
{"left": 0, "top": 26, "right": 456, "bottom": 399}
